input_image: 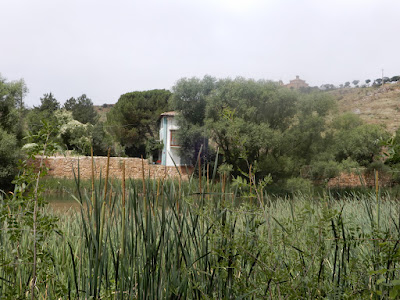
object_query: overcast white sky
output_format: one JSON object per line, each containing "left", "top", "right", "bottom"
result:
{"left": 1, "top": 0, "right": 399, "bottom": 107}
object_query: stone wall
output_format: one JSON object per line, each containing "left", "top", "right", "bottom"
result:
{"left": 38, "top": 156, "right": 392, "bottom": 187}
{"left": 38, "top": 156, "right": 192, "bottom": 181}
{"left": 327, "top": 171, "right": 391, "bottom": 188}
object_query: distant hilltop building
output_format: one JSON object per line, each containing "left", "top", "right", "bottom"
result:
{"left": 285, "top": 76, "right": 309, "bottom": 89}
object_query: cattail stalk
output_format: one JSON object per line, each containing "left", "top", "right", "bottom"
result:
{"left": 98, "top": 201, "right": 106, "bottom": 259}
{"left": 91, "top": 147, "right": 95, "bottom": 212}
{"left": 375, "top": 170, "right": 380, "bottom": 230}
{"left": 104, "top": 148, "right": 110, "bottom": 203}
{"left": 121, "top": 161, "right": 126, "bottom": 257}
{"left": 222, "top": 173, "right": 226, "bottom": 206}
{"left": 198, "top": 151, "right": 202, "bottom": 194}
{"left": 156, "top": 178, "right": 160, "bottom": 208}
{"left": 141, "top": 155, "right": 146, "bottom": 212}
{"left": 109, "top": 178, "right": 113, "bottom": 208}
{"left": 207, "top": 164, "right": 210, "bottom": 201}
{"left": 249, "top": 164, "right": 252, "bottom": 204}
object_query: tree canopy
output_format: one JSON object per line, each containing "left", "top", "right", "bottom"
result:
{"left": 107, "top": 89, "right": 171, "bottom": 158}
{"left": 171, "top": 75, "right": 390, "bottom": 183}
{"left": 37, "top": 93, "right": 60, "bottom": 113}
{"left": 171, "top": 76, "right": 216, "bottom": 164}
{"left": 0, "top": 75, "right": 27, "bottom": 189}
{"left": 0, "top": 71, "right": 396, "bottom": 190}
{"left": 0, "top": 75, "right": 27, "bottom": 137}
{"left": 64, "top": 94, "right": 98, "bottom": 125}
{"left": 205, "top": 78, "right": 299, "bottom": 172}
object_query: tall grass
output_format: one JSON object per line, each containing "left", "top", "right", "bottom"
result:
{"left": 2, "top": 164, "right": 400, "bottom": 298}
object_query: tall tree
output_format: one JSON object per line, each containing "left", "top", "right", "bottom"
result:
{"left": 26, "top": 93, "right": 60, "bottom": 137}
{"left": 269, "top": 92, "right": 336, "bottom": 178}
{"left": 8, "top": 79, "right": 28, "bottom": 111}
{"left": 390, "top": 76, "right": 400, "bottom": 82}
{"left": 373, "top": 78, "right": 382, "bottom": 86}
{"left": 56, "top": 110, "right": 92, "bottom": 155}
{"left": 37, "top": 92, "right": 60, "bottom": 113}
{"left": 172, "top": 75, "right": 216, "bottom": 126}
{"left": 334, "top": 123, "right": 388, "bottom": 166}
{"left": 172, "top": 77, "right": 301, "bottom": 175}
{"left": 172, "top": 76, "right": 340, "bottom": 180}
{"left": 0, "top": 128, "right": 18, "bottom": 189}
{"left": 0, "top": 75, "right": 27, "bottom": 136}
{"left": 0, "top": 74, "right": 27, "bottom": 189}
{"left": 205, "top": 78, "right": 299, "bottom": 169}
{"left": 171, "top": 75, "right": 217, "bottom": 164}
{"left": 64, "top": 94, "right": 98, "bottom": 124}
{"left": 107, "top": 89, "right": 171, "bottom": 157}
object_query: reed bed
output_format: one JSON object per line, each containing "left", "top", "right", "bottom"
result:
{"left": 2, "top": 166, "right": 400, "bottom": 298}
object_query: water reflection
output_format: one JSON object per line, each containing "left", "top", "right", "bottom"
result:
{"left": 45, "top": 193, "right": 81, "bottom": 213}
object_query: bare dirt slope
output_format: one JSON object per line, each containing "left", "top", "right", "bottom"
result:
{"left": 328, "top": 82, "right": 400, "bottom": 133}
{"left": 94, "top": 104, "right": 114, "bottom": 122}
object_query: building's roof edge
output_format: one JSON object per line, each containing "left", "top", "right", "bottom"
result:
{"left": 160, "top": 111, "right": 178, "bottom": 117}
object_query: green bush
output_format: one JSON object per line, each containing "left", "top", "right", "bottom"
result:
{"left": 338, "top": 157, "right": 360, "bottom": 173}
{"left": 0, "top": 128, "right": 19, "bottom": 190}
{"left": 310, "top": 159, "right": 341, "bottom": 180}
{"left": 366, "top": 160, "right": 391, "bottom": 174}
{"left": 285, "top": 177, "right": 313, "bottom": 194}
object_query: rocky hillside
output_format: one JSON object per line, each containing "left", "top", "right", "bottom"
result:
{"left": 328, "top": 82, "right": 400, "bottom": 133}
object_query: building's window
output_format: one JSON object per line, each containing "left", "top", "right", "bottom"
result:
{"left": 170, "top": 130, "right": 180, "bottom": 147}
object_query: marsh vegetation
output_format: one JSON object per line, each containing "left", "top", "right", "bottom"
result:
{"left": 2, "top": 158, "right": 400, "bottom": 299}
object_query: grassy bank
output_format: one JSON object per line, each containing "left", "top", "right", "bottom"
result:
{"left": 2, "top": 172, "right": 400, "bottom": 298}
